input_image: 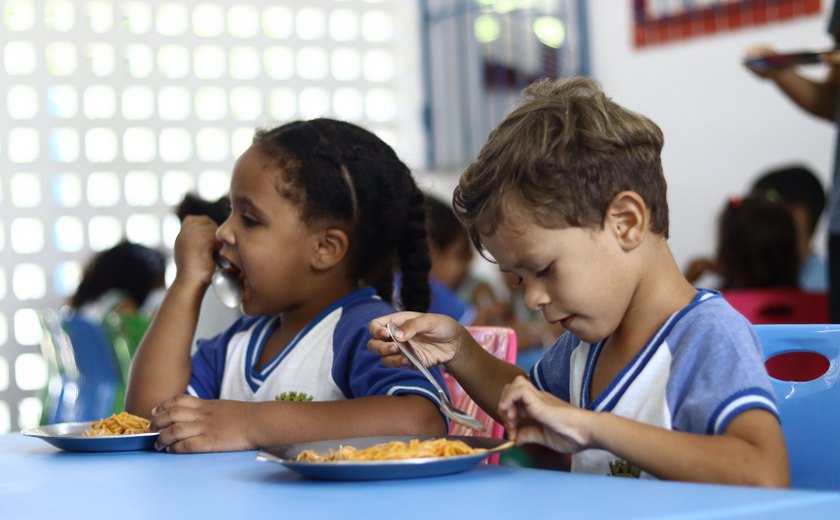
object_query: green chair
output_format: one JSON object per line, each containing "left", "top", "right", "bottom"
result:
{"left": 102, "top": 312, "right": 152, "bottom": 414}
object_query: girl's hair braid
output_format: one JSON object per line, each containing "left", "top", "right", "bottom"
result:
{"left": 252, "top": 118, "right": 431, "bottom": 311}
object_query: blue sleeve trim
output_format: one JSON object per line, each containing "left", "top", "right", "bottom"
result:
{"left": 706, "top": 387, "right": 779, "bottom": 435}
{"left": 531, "top": 359, "right": 546, "bottom": 390}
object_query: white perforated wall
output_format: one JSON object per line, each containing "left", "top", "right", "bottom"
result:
{"left": 0, "top": 0, "right": 423, "bottom": 432}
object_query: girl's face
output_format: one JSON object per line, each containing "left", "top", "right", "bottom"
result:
{"left": 216, "top": 146, "right": 316, "bottom": 316}
{"left": 480, "top": 214, "right": 634, "bottom": 344}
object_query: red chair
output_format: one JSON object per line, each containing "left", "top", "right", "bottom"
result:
{"left": 443, "top": 326, "right": 517, "bottom": 463}
{"left": 722, "top": 289, "right": 829, "bottom": 325}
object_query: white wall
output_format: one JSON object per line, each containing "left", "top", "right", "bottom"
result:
{"left": 588, "top": 3, "right": 836, "bottom": 271}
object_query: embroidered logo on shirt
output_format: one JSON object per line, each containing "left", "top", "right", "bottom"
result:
{"left": 608, "top": 459, "right": 641, "bottom": 478}
{"left": 275, "top": 391, "right": 314, "bottom": 402}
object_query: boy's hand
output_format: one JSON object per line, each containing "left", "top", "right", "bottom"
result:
{"left": 173, "top": 215, "right": 219, "bottom": 288}
{"left": 498, "top": 376, "right": 592, "bottom": 454}
{"left": 150, "top": 395, "right": 257, "bottom": 453}
{"left": 368, "top": 312, "right": 467, "bottom": 368}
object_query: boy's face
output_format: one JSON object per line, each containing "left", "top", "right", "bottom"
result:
{"left": 480, "top": 214, "right": 634, "bottom": 343}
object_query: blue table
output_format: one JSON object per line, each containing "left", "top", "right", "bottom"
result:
{"left": 2, "top": 433, "right": 840, "bottom": 519}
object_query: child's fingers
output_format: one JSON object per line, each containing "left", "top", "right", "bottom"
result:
{"left": 367, "top": 338, "right": 411, "bottom": 367}
{"left": 367, "top": 337, "right": 397, "bottom": 355}
{"left": 368, "top": 312, "right": 421, "bottom": 339}
{"left": 499, "top": 375, "right": 535, "bottom": 408}
{"left": 498, "top": 379, "right": 532, "bottom": 432}
{"left": 391, "top": 312, "right": 454, "bottom": 343}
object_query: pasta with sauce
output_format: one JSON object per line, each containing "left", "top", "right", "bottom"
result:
{"left": 296, "top": 438, "right": 496, "bottom": 462}
{"left": 82, "top": 412, "right": 151, "bottom": 437}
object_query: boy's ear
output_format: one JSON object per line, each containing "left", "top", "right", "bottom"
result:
{"left": 310, "top": 227, "right": 350, "bottom": 270}
{"left": 605, "top": 191, "right": 648, "bottom": 250}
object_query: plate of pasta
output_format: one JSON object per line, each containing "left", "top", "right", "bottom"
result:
{"left": 22, "top": 412, "right": 158, "bottom": 452}
{"left": 257, "top": 435, "right": 513, "bottom": 480}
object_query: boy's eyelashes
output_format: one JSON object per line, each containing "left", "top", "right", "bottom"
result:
{"left": 535, "top": 262, "right": 553, "bottom": 278}
{"left": 506, "top": 263, "right": 553, "bottom": 288}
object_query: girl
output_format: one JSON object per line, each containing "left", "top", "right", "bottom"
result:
{"left": 126, "top": 119, "right": 447, "bottom": 453}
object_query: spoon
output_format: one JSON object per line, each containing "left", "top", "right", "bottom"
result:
{"left": 212, "top": 253, "right": 243, "bottom": 308}
{"left": 387, "top": 323, "right": 486, "bottom": 432}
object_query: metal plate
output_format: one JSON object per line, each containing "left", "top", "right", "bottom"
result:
{"left": 257, "top": 435, "right": 511, "bottom": 481}
{"left": 21, "top": 421, "right": 158, "bottom": 452}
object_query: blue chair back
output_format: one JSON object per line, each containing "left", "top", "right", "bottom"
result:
{"left": 754, "top": 324, "right": 840, "bottom": 490}
{"left": 62, "top": 313, "right": 122, "bottom": 421}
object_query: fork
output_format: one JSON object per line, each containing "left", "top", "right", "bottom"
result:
{"left": 387, "top": 323, "right": 486, "bottom": 432}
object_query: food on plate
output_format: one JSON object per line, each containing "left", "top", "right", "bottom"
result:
{"left": 295, "top": 438, "right": 489, "bottom": 462}
{"left": 81, "top": 412, "right": 151, "bottom": 437}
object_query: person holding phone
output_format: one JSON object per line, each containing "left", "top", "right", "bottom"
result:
{"left": 743, "top": 3, "right": 840, "bottom": 321}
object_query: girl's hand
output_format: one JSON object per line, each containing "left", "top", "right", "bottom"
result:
{"left": 150, "top": 394, "right": 258, "bottom": 453}
{"left": 498, "top": 376, "right": 593, "bottom": 454}
{"left": 368, "top": 312, "right": 469, "bottom": 369}
{"left": 173, "top": 215, "right": 219, "bottom": 288}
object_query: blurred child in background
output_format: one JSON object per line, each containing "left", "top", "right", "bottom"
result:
{"left": 685, "top": 165, "right": 826, "bottom": 292}
{"left": 69, "top": 240, "right": 167, "bottom": 322}
{"left": 749, "top": 165, "right": 827, "bottom": 291}
{"left": 423, "top": 193, "right": 477, "bottom": 325}
{"left": 716, "top": 196, "right": 800, "bottom": 291}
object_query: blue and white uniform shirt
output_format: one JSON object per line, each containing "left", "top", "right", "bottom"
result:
{"left": 531, "top": 290, "right": 778, "bottom": 478}
{"left": 188, "top": 287, "right": 447, "bottom": 420}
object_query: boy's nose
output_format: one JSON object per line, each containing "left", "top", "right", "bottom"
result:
{"left": 523, "top": 284, "right": 549, "bottom": 312}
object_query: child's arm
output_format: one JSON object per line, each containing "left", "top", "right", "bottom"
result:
{"left": 368, "top": 312, "right": 526, "bottom": 421}
{"left": 148, "top": 393, "right": 445, "bottom": 453}
{"left": 498, "top": 376, "right": 789, "bottom": 487}
{"left": 125, "top": 216, "right": 219, "bottom": 417}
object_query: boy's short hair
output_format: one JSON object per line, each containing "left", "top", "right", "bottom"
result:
{"left": 453, "top": 76, "right": 668, "bottom": 252}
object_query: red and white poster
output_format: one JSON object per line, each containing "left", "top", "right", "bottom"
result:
{"left": 633, "top": 0, "right": 822, "bottom": 47}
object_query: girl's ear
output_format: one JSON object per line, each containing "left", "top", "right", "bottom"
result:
{"left": 605, "top": 191, "right": 648, "bottom": 250}
{"left": 310, "top": 227, "right": 350, "bottom": 270}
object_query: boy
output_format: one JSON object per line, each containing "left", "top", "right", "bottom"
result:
{"left": 369, "top": 77, "right": 789, "bottom": 485}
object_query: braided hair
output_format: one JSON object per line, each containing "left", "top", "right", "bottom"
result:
{"left": 252, "top": 118, "right": 431, "bottom": 312}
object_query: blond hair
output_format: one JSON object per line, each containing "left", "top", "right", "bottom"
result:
{"left": 453, "top": 76, "right": 668, "bottom": 252}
